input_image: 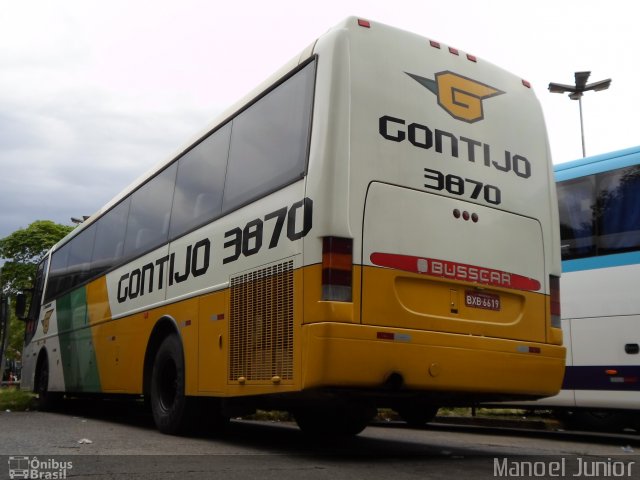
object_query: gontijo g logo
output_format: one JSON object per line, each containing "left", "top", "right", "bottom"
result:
{"left": 406, "top": 71, "right": 504, "bottom": 123}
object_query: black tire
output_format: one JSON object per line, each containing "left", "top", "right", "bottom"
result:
{"left": 150, "top": 334, "right": 193, "bottom": 434}
{"left": 34, "top": 354, "right": 61, "bottom": 411}
{"left": 294, "top": 404, "right": 376, "bottom": 436}
{"left": 396, "top": 405, "right": 439, "bottom": 427}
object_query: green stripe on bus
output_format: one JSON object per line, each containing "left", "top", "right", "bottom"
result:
{"left": 57, "top": 287, "right": 102, "bottom": 392}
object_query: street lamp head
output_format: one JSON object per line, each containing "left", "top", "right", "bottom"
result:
{"left": 574, "top": 71, "right": 591, "bottom": 89}
{"left": 586, "top": 78, "right": 612, "bottom": 92}
{"left": 548, "top": 82, "right": 575, "bottom": 94}
{"left": 549, "top": 72, "right": 611, "bottom": 98}
{"left": 70, "top": 215, "right": 91, "bottom": 225}
{"left": 549, "top": 71, "right": 611, "bottom": 158}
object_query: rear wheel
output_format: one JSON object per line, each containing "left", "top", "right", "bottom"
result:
{"left": 149, "top": 334, "right": 229, "bottom": 435}
{"left": 150, "top": 335, "right": 193, "bottom": 434}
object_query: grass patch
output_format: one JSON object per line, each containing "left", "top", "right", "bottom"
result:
{"left": 245, "top": 407, "right": 550, "bottom": 423}
{"left": 243, "top": 410, "right": 292, "bottom": 422}
{"left": 438, "top": 407, "right": 530, "bottom": 417}
{"left": 438, "top": 407, "right": 548, "bottom": 419}
{"left": 0, "top": 387, "right": 35, "bottom": 411}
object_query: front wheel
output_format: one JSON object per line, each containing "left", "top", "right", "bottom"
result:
{"left": 34, "top": 354, "right": 61, "bottom": 411}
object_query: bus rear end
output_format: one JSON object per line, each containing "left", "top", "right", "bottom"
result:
{"left": 301, "top": 19, "right": 564, "bottom": 412}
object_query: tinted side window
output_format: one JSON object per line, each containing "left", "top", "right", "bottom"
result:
{"left": 597, "top": 165, "right": 640, "bottom": 255}
{"left": 45, "top": 242, "right": 71, "bottom": 302}
{"left": 44, "top": 225, "right": 97, "bottom": 301}
{"left": 123, "top": 164, "right": 177, "bottom": 259}
{"left": 169, "top": 123, "right": 231, "bottom": 239}
{"left": 25, "top": 258, "right": 48, "bottom": 344}
{"left": 223, "top": 60, "right": 316, "bottom": 212}
{"left": 558, "top": 164, "right": 640, "bottom": 261}
{"left": 91, "top": 198, "right": 130, "bottom": 275}
{"left": 67, "top": 224, "right": 97, "bottom": 287}
{"left": 557, "top": 177, "right": 596, "bottom": 260}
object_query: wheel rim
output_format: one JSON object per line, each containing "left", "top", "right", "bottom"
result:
{"left": 158, "top": 357, "right": 178, "bottom": 411}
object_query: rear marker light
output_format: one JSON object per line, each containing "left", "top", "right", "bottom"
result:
{"left": 358, "top": 19, "right": 370, "bottom": 28}
{"left": 377, "top": 332, "right": 412, "bottom": 343}
{"left": 550, "top": 275, "right": 561, "bottom": 328}
{"left": 429, "top": 40, "right": 441, "bottom": 49}
{"left": 517, "top": 345, "right": 541, "bottom": 354}
{"left": 322, "top": 237, "right": 353, "bottom": 302}
{"left": 448, "top": 47, "right": 459, "bottom": 55}
{"left": 605, "top": 369, "right": 618, "bottom": 375}
{"left": 522, "top": 79, "right": 531, "bottom": 88}
{"left": 453, "top": 209, "right": 479, "bottom": 222}
{"left": 466, "top": 54, "right": 477, "bottom": 62}
{"left": 608, "top": 374, "right": 638, "bottom": 384}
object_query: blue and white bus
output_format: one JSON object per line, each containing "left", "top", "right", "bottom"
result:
{"left": 541, "top": 146, "right": 640, "bottom": 431}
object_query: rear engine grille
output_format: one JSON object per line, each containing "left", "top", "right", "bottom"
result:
{"left": 229, "top": 260, "right": 294, "bottom": 381}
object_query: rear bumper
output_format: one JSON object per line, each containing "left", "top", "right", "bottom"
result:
{"left": 301, "top": 322, "right": 566, "bottom": 402}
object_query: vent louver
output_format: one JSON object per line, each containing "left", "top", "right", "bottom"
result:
{"left": 229, "top": 260, "right": 294, "bottom": 382}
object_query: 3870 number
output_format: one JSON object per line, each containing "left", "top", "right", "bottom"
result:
{"left": 223, "top": 198, "right": 313, "bottom": 264}
{"left": 424, "top": 168, "right": 502, "bottom": 205}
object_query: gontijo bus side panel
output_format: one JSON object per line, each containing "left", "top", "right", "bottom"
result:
{"left": 20, "top": 18, "right": 564, "bottom": 435}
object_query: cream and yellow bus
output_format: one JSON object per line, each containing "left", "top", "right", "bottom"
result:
{"left": 18, "top": 17, "right": 564, "bottom": 435}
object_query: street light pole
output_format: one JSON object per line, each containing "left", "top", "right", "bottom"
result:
{"left": 578, "top": 96, "right": 585, "bottom": 158}
{"left": 549, "top": 71, "right": 611, "bottom": 158}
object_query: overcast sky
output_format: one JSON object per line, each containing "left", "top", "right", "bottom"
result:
{"left": 0, "top": 0, "right": 637, "bottom": 243}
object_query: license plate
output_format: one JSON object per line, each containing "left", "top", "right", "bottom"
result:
{"left": 465, "top": 290, "right": 501, "bottom": 311}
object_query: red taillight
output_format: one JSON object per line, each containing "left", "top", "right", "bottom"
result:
{"left": 322, "top": 237, "right": 353, "bottom": 301}
{"left": 357, "top": 19, "right": 371, "bottom": 28}
{"left": 550, "top": 275, "right": 561, "bottom": 328}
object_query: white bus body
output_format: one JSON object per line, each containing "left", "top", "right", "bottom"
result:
{"left": 516, "top": 146, "right": 640, "bottom": 431}
{"left": 20, "top": 18, "right": 564, "bottom": 435}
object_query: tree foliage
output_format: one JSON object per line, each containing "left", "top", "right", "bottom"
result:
{"left": 3, "top": 308, "right": 24, "bottom": 366}
{"left": 0, "top": 220, "right": 73, "bottom": 363}
{"left": 0, "top": 220, "right": 73, "bottom": 294}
